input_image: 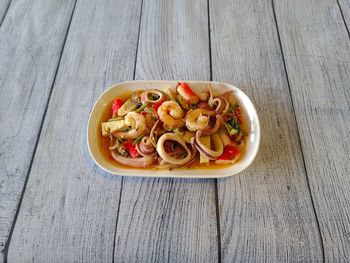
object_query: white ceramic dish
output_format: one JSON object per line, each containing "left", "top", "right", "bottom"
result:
{"left": 87, "top": 80, "right": 260, "bottom": 178}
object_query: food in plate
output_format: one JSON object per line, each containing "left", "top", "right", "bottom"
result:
{"left": 99, "top": 82, "right": 247, "bottom": 169}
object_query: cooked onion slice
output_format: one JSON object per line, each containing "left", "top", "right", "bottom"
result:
{"left": 202, "top": 115, "right": 223, "bottom": 135}
{"left": 150, "top": 120, "right": 161, "bottom": 146}
{"left": 111, "top": 151, "right": 154, "bottom": 168}
{"left": 208, "top": 83, "right": 214, "bottom": 106}
{"left": 156, "top": 133, "right": 192, "bottom": 165}
{"left": 195, "top": 132, "right": 224, "bottom": 160}
{"left": 141, "top": 89, "right": 165, "bottom": 104}
{"left": 136, "top": 137, "right": 156, "bottom": 156}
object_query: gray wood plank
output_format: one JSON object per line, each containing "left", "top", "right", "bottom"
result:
{"left": 0, "top": 0, "right": 76, "bottom": 261}
{"left": 210, "top": 0, "right": 324, "bottom": 261}
{"left": 113, "top": 0, "right": 218, "bottom": 262}
{"left": 7, "top": 0, "right": 142, "bottom": 262}
{"left": 274, "top": 0, "right": 350, "bottom": 260}
{"left": 0, "top": 0, "right": 10, "bottom": 25}
{"left": 339, "top": 0, "right": 350, "bottom": 30}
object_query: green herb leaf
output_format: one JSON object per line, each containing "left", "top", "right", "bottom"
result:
{"left": 135, "top": 102, "right": 148, "bottom": 113}
{"left": 228, "top": 103, "right": 239, "bottom": 113}
{"left": 229, "top": 128, "right": 238, "bottom": 136}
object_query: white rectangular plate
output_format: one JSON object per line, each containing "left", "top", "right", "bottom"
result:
{"left": 87, "top": 80, "right": 260, "bottom": 178}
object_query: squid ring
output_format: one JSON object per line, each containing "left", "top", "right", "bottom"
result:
{"left": 156, "top": 133, "right": 192, "bottom": 165}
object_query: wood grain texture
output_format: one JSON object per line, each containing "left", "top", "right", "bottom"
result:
{"left": 274, "top": 0, "right": 350, "bottom": 260}
{"left": 0, "top": 0, "right": 76, "bottom": 260}
{"left": 338, "top": 0, "right": 350, "bottom": 30}
{"left": 7, "top": 0, "right": 142, "bottom": 262}
{"left": 0, "top": 0, "right": 11, "bottom": 25}
{"left": 113, "top": 0, "right": 218, "bottom": 262}
{"left": 210, "top": 0, "right": 324, "bottom": 261}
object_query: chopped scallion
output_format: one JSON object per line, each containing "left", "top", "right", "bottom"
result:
{"left": 229, "top": 128, "right": 238, "bottom": 136}
{"left": 135, "top": 102, "right": 148, "bottom": 113}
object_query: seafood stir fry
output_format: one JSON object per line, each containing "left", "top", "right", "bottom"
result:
{"left": 100, "top": 82, "right": 247, "bottom": 169}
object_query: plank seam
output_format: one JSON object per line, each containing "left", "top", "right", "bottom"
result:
{"left": 2, "top": 0, "right": 78, "bottom": 261}
{"left": 112, "top": 178, "right": 124, "bottom": 263}
{"left": 112, "top": 0, "right": 144, "bottom": 261}
{"left": 214, "top": 181, "right": 222, "bottom": 263}
{"left": 207, "top": 0, "right": 222, "bottom": 261}
{"left": 0, "top": 0, "right": 12, "bottom": 28}
{"left": 132, "top": 0, "right": 144, "bottom": 82}
{"left": 271, "top": 0, "right": 325, "bottom": 261}
{"left": 337, "top": 0, "right": 350, "bottom": 40}
{"left": 207, "top": 0, "right": 213, "bottom": 82}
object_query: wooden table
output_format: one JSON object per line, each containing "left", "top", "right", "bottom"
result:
{"left": 1, "top": 0, "right": 350, "bottom": 262}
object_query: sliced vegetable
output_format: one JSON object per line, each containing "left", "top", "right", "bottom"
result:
{"left": 101, "top": 120, "right": 128, "bottom": 136}
{"left": 224, "top": 123, "right": 234, "bottom": 136}
{"left": 111, "top": 151, "right": 154, "bottom": 167}
{"left": 198, "top": 91, "right": 209, "bottom": 101}
{"left": 123, "top": 141, "right": 140, "bottom": 158}
{"left": 227, "top": 102, "right": 239, "bottom": 113}
{"left": 118, "top": 98, "right": 138, "bottom": 116}
{"left": 136, "top": 136, "right": 156, "bottom": 156}
{"left": 135, "top": 102, "right": 148, "bottom": 113}
{"left": 112, "top": 98, "right": 124, "bottom": 116}
{"left": 202, "top": 114, "right": 222, "bottom": 135}
{"left": 117, "top": 145, "right": 128, "bottom": 156}
{"left": 164, "top": 87, "right": 176, "bottom": 101}
{"left": 224, "top": 115, "right": 243, "bottom": 139}
{"left": 199, "top": 135, "right": 211, "bottom": 164}
{"left": 152, "top": 99, "right": 165, "bottom": 111}
{"left": 218, "top": 130, "right": 231, "bottom": 147}
{"left": 131, "top": 90, "right": 143, "bottom": 103}
{"left": 218, "top": 145, "right": 240, "bottom": 160}
{"left": 194, "top": 132, "right": 223, "bottom": 160}
{"left": 232, "top": 132, "right": 242, "bottom": 142}
{"left": 177, "top": 82, "right": 199, "bottom": 104}
{"left": 176, "top": 94, "right": 190, "bottom": 110}
{"left": 183, "top": 131, "right": 195, "bottom": 144}
{"left": 229, "top": 127, "right": 238, "bottom": 136}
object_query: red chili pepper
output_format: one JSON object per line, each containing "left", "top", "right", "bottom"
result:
{"left": 152, "top": 99, "right": 165, "bottom": 111}
{"left": 112, "top": 98, "right": 124, "bottom": 116}
{"left": 140, "top": 111, "right": 147, "bottom": 116}
{"left": 232, "top": 134, "right": 239, "bottom": 141}
{"left": 123, "top": 141, "right": 139, "bottom": 158}
{"left": 177, "top": 82, "right": 196, "bottom": 97}
{"left": 218, "top": 145, "right": 240, "bottom": 160}
{"left": 177, "top": 82, "right": 199, "bottom": 104}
